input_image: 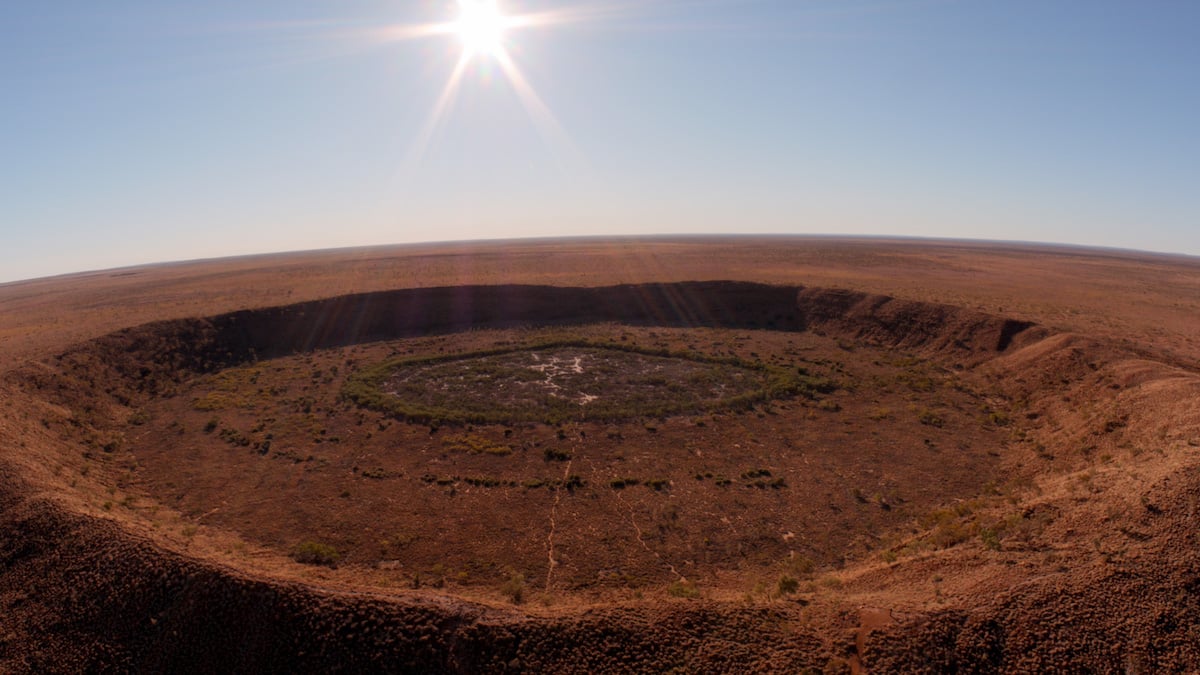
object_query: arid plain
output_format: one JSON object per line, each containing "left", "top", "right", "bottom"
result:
{"left": 2, "top": 237, "right": 1200, "bottom": 673}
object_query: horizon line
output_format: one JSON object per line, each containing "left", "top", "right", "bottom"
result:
{"left": 3, "top": 232, "right": 1197, "bottom": 287}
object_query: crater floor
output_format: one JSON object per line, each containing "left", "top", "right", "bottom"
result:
{"left": 126, "top": 324, "right": 1013, "bottom": 599}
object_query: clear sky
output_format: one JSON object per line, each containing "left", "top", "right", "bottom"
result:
{"left": 2, "top": 0, "right": 1197, "bottom": 283}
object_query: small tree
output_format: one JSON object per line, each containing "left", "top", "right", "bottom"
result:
{"left": 501, "top": 571, "right": 526, "bottom": 604}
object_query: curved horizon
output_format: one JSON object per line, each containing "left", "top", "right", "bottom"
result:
{"left": 3, "top": 232, "right": 1197, "bottom": 287}
{"left": 3, "top": 2, "right": 1197, "bottom": 284}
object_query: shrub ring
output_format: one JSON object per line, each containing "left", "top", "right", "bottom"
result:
{"left": 342, "top": 338, "right": 833, "bottom": 425}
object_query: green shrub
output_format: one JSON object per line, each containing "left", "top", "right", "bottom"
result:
{"left": 292, "top": 541, "right": 340, "bottom": 567}
{"left": 777, "top": 575, "right": 800, "bottom": 595}
{"left": 980, "top": 527, "right": 1001, "bottom": 551}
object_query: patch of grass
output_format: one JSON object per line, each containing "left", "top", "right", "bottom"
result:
{"left": 783, "top": 554, "right": 815, "bottom": 576}
{"left": 667, "top": 579, "right": 700, "bottom": 599}
{"left": 982, "top": 410, "right": 1011, "bottom": 427}
{"left": 894, "top": 363, "right": 937, "bottom": 392}
{"left": 867, "top": 407, "right": 893, "bottom": 421}
{"left": 817, "top": 575, "right": 843, "bottom": 590}
{"left": 192, "top": 392, "right": 248, "bottom": 412}
{"left": 919, "top": 500, "right": 992, "bottom": 550}
{"left": 442, "top": 434, "right": 512, "bottom": 456}
{"left": 918, "top": 409, "right": 946, "bottom": 427}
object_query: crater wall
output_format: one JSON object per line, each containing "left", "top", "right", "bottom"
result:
{"left": 24, "top": 282, "right": 1040, "bottom": 401}
{"left": 1, "top": 281, "right": 1080, "bottom": 673}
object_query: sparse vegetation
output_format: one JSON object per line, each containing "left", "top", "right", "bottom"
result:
{"left": 218, "top": 427, "right": 251, "bottom": 447}
{"left": 667, "top": 579, "right": 700, "bottom": 599}
{"left": 918, "top": 409, "right": 946, "bottom": 427}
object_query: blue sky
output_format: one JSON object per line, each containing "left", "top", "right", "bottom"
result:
{"left": 2, "top": 0, "right": 1197, "bottom": 282}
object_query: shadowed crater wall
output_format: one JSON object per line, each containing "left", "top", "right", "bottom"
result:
{"left": 23, "top": 282, "right": 1042, "bottom": 396}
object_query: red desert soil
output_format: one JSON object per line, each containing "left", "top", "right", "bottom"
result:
{"left": 2, "top": 237, "right": 1200, "bottom": 673}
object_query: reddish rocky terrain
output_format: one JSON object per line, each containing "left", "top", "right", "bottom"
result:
{"left": 2, "top": 237, "right": 1199, "bottom": 672}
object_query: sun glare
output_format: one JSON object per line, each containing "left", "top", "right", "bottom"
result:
{"left": 375, "top": 0, "right": 590, "bottom": 165}
{"left": 454, "top": 0, "right": 509, "bottom": 57}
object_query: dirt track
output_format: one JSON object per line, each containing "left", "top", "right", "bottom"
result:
{"left": 2, "top": 238, "right": 1200, "bottom": 673}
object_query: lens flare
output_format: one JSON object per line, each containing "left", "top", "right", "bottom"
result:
{"left": 454, "top": 0, "right": 509, "bottom": 58}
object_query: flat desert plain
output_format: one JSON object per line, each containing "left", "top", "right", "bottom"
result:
{"left": 2, "top": 237, "right": 1200, "bottom": 673}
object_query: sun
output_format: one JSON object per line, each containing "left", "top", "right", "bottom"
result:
{"left": 453, "top": 0, "right": 510, "bottom": 58}
{"left": 383, "top": 0, "right": 580, "bottom": 164}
